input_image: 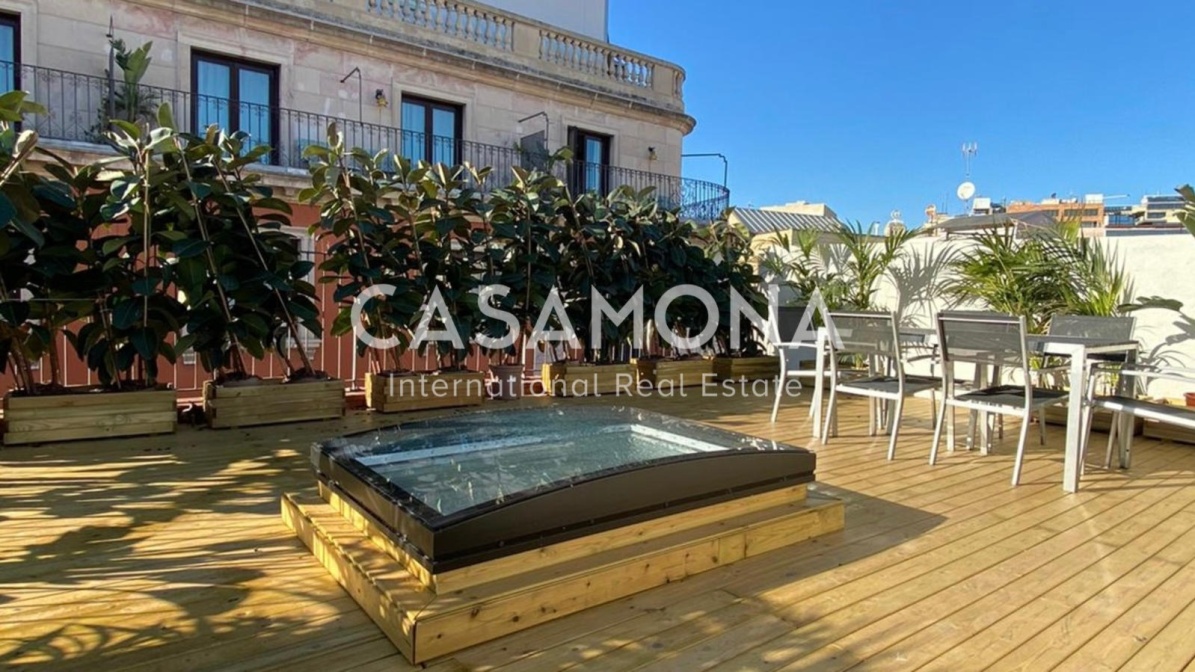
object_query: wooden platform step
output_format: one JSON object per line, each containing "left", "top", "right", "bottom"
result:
{"left": 281, "top": 490, "right": 844, "bottom": 664}
{"left": 318, "top": 480, "right": 811, "bottom": 593}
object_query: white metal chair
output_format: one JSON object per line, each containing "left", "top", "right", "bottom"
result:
{"left": 770, "top": 304, "right": 828, "bottom": 423}
{"left": 929, "top": 313, "right": 1068, "bottom": 485}
{"left": 821, "top": 311, "right": 939, "bottom": 460}
{"left": 1085, "top": 364, "right": 1192, "bottom": 471}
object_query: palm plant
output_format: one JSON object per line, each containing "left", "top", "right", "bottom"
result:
{"left": 945, "top": 226, "right": 1135, "bottom": 332}
{"left": 834, "top": 224, "right": 920, "bottom": 311}
{"left": 90, "top": 38, "right": 159, "bottom": 141}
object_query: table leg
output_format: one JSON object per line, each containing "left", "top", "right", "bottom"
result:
{"left": 811, "top": 329, "right": 826, "bottom": 440}
{"left": 1118, "top": 349, "right": 1137, "bottom": 469}
{"left": 1062, "top": 347, "right": 1087, "bottom": 493}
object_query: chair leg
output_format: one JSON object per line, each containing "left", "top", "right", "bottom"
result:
{"left": 930, "top": 399, "right": 948, "bottom": 465}
{"left": 1123, "top": 421, "right": 1136, "bottom": 470}
{"left": 887, "top": 396, "right": 905, "bottom": 461}
{"left": 770, "top": 376, "right": 785, "bottom": 423}
{"left": 821, "top": 387, "right": 838, "bottom": 443}
{"left": 1080, "top": 402, "right": 1095, "bottom": 475}
{"left": 1038, "top": 408, "right": 1046, "bottom": 446}
{"left": 1012, "top": 412, "right": 1032, "bottom": 486}
{"left": 1104, "top": 414, "right": 1119, "bottom": 470}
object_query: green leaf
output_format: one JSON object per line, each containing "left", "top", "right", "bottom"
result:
{"left": 0, "top": 191, "right": 17, "bottom": 226}
{"left": 240, "top": 313, "right": 269, "bottom": 337}
{"left": 157, "top": 103, "right": 176, "bottom": 131}
{"left": 111, "top": 300, "right": 142, "bottom": 330}
{"left": 130, "top": 327, "right": 157, "bottom": 362}
{"left": 173, "top": 238, "right": 209, "bottom": 259}
{"left": 132, "top": 276, "right": 160, "bottom": 296}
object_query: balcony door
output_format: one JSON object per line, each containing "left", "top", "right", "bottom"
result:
{"left": 568, "top": 128, "right": 611, "bottom": 195}
{"left": 401, "top": 96, "right": 462, "bottom": 166}
{"left": 192, "top": 51, "right": 278, "bottom": 162}
{"left": 0, "top": 14, "right": 19, "bottom": 93}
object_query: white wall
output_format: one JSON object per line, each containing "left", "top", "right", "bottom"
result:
{"left": 865, "top": 233, "right": 1195, "bottom": 399}
{"left": 482, "top": 0, "right": 608, "bottom": 41}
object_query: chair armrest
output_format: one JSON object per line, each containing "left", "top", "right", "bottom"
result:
{"left": 1093, "top": 363, "right": 1195, "bottom": 387}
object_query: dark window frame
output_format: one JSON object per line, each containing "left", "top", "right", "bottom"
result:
{"left": 401, "top": 94, "right": 463, "bottom": 165}
{"left": 0, "top": 12, "right": 21, "bottom": 92}
{"left": 190, "top": 50, "right": 280, "bottom": 161}
{"left": 567, "top": 127, "right": 612, "bottom": 195}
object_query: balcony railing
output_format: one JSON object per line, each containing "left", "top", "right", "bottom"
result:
{"left": 4, "top": 61, "right": 728, "bottom": 222}
{"left": 360, "top": 0, "right": 679, "bottom": 101}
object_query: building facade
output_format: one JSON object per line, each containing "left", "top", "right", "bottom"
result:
{"left": 0, "top": 0, "right": 726, "bottom": 217}
{"left": 0, "top": 0, "right": 726, "bottom": 393}
{"left": 1007, "top": 195, "right": 1106, "bottom": 234}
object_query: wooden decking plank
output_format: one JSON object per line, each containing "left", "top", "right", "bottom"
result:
{"left": 782, "top": 471, "right": 1195, "bottom": 670}
{"left": 851, "top": 499, "right": 1195, "bottom": 669}
{"left": 1120, "top": 586, "right": 1195, "bottom": 671}
{"left": 933, "top": 516, "right": 1195, "bottom": 669}
{"left": 702, "top": 456, "right": 1189, "bottom": 672}
{"left": 627, "top": 611, "right": 795, "bottom": 672}
{"left": 480, "top": 590, "right": 743, "bottom": 671}
{"left": 1054, "top": 561, "right": 1195, "bottom": 671}
{"left": 4, "top": 391, "right": 1195, "bottom": 670}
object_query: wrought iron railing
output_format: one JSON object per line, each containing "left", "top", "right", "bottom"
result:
{"left": 2, "top": 61, "right": 729, "bottom": 221}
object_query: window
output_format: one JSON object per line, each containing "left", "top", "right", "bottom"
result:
{"left": 191, "top": 51, "right": 278, "bottom": 162}
{"left": 0, "top": 13, "right": 19, "bottom": 93}
{"left": 401, "top": 96, "right": 462, "bottom": 165}
{"left": 568, "top": 128, "right": 611, "bottom": 194}
{"left": 282, "top": 227, "right": 322, "bottom": 353}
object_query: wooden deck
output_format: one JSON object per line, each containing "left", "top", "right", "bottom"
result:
{"left": 5, "top": 389, "right": 1195, "bottom": 671}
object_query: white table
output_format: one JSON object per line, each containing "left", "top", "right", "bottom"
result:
{"left": 809, "top": 327, "right": 1137, "bottom": 493}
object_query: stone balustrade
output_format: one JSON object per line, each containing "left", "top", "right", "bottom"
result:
{"left": 359, "top": 0, "right": 685, "bottom": 109}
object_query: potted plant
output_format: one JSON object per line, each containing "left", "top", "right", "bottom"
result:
{"left": 3, "top": 101, "right": 181, "bottom": 445}
{"left": 403, "top": 162, "right": 488, "bottom": 408}
{"left": 482, "top": 165, "right": 567, "bottom": 399}
{"left": 705, "top": 214, "right": 778, "bottom": 382}
{"left": 546, "top": 187, "right": 643, "bottom": 397}
{"left": 304, "top": 129, "right": 483, "bottom": 412}
{"left": 149, "top": 121, "right": 342, "bottom": 429}
{"left": 631, "top": 206, "right": 715, "bottom": 389}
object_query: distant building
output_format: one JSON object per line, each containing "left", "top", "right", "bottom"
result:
{"left": 759, "top": 201, "right": 840, "bottom": 220}
{"left": 928, "top": 211, "right": 1060, "bottom": 238}
{"left": 1007, "top": 194, "right": 1106, "bottom": 234}
{"left": 1132, "top": 195, "right": 1186, "bottom": 227}
{"left": 729, "top": 204, "right": 846, "bottom": 257}
{"left": 1105, "top": 205, "right": 1135, "bottom": 229}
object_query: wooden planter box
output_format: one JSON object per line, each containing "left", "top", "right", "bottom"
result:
{"left": 365, "top": 371, "right": 487, "bottom": 413}
{"left": 712, "top": 356, "right": 780, "bottom": 382}
{"left": 631, "top": 358, "right": 713, "bottom": 389}
{"left": 1044, "top": 404, "right": 1143, "bottom": 435}
{"left": 3, "top": 387, "right": 177, "bottom": 445}
{"left": 203, "top": 378, "right": 346, "bottom": 429}
{"left": 542, "top": 363, "right": 635, "bottom": 397}
{"left": 1144, "top": 420, "right": 1195, "bottom": 445}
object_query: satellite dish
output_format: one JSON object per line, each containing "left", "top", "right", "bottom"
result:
{"left": 957, "top": 181, "right": 976, "bottom": 201}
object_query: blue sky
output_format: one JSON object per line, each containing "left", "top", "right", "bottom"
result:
{"left": 610, "top": 0, "right": 1195, "bottom": 227}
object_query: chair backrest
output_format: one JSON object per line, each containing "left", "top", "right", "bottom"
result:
{"left": 1048, "top": 314, "right": 1135, "bottom": 341}
{"left": 827, "top": 311, "right": 899, "bottom": 359}
{"left": 774, "top": 305, "right": 809, "bottom": 344}
{"left": 936, "top": 312, "right": 1029, "bottom": 371}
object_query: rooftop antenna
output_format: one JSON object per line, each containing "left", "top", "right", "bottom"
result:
{"left": 961, "top": 142, "right": 978, "bottom": 178}
{"left": 958, "top": 141, "right": 979, "bottom": 215}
